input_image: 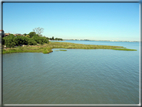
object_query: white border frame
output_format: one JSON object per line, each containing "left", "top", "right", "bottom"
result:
{"left": 1, "top": 0, "right": 141, "bottom": 107}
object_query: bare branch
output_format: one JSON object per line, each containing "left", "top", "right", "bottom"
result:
{"left": 33, "top": 27, "right": 44, "bottom": 36}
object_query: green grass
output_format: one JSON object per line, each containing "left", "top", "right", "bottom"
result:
{"left": 59, "top": 49, "right": 67, "bottom": 51}
{"left": 112, "top": 48, "right": 137, "bottom": 51}
{"left": 55, "top": 49, "right": 67, "bottom": 51}
{"left": 2, "top": 42, "right": 137, "bottom": 54}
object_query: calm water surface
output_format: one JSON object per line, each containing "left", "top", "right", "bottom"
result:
{"left": 3, "top": 41, "right": 139, "bottom": 104}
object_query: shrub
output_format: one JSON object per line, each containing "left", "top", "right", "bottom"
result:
{"left": 28, "top": 39, "right": 37, "bottom": 45}
{"left": 25, "top": 35, "right": 30, "bottom": 38}
{"left": 32, "top": 36, "right": 49, "bottom": 44}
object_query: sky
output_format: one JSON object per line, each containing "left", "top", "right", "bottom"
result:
{"left": 3, "top": 2, "right": 140, "bottom": 41}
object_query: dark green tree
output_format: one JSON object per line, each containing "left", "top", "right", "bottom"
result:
{"left": 51, "top": 36, "right": 54, "bottom": 40}
{"left": 3, "top": 34, "right": 15, "bottom": 48}
{"left": 29, "top": 32, "right": 36, "bottom": 38}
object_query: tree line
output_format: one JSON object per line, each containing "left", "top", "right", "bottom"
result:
{"left": 47, "top": 36, "right": 63, "bottom": 41}
{"left": 2, "top": 32, "right": 49, "bottom": 48}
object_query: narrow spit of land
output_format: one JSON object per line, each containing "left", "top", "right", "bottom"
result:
{"left": 2, "top": 42, "right": 137, "bottom": 54}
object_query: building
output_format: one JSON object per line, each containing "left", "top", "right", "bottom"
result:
{"left": 14, "top": 34, "right": 23, "bottom": 36}
{"left": 1, "top": 31, "right": 25, "bottom": 37}
{"left": 5, "top": 33, "right": 10, "bottom": 37}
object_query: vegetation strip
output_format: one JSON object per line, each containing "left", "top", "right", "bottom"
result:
{"left": 2, "top": 42, "right": 137, "bottom": 54}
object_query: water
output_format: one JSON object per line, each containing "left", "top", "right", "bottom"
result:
{"left": 3, "top": 41, "right": 139, "bottom": 104}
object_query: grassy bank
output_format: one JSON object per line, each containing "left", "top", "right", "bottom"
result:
{"left": 2, "top": 42, "right": 137, "bottom": 54}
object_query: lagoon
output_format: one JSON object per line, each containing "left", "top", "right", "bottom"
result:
{"left": 3, "top": 41, "right": 139, "bottom": 104}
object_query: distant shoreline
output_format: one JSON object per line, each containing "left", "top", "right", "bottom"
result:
{"left": 63, "top": 39, "right": 139, "bottom": 42}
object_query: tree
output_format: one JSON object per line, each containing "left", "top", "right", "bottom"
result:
{"left": 3, "top": 34, "right": 15, "bottom": 48}
{"left": 29, "top": 32, "right": 36, "bottom": 38}
{"left": 23, "top": 33, "right": 27, "bottom": 36}
{"left": 33, "top": 27, "right": 44, "bottom": 36}
{"left": 51, "top": 36, "right": 54, "bottom": 40}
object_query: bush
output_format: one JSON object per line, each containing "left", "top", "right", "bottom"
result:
{"left": 13, "top": 36, "right": 29, "bottom": 46}
{"left": 32, "top": 36, "right": 49, "bottom": 44}
{"left": 10, "top": 42, "right": 16, "bottom": 48}
{"left": 28, "top": 39, "right": 37, "bottom": 45}
{"left": 26, "top": 35, "right": 30, "bottom": 38}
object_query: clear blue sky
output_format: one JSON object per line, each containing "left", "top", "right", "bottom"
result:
{"left": 3, "top": 3, "right": 139, "bottom": 41}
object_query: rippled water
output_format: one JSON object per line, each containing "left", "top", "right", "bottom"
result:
{"left": 3, "top": 41, "right": 139, "bottom": 104}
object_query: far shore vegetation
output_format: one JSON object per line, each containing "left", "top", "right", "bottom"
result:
{"left": 2, "top": 29, "right": 137, "bottom": 54}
